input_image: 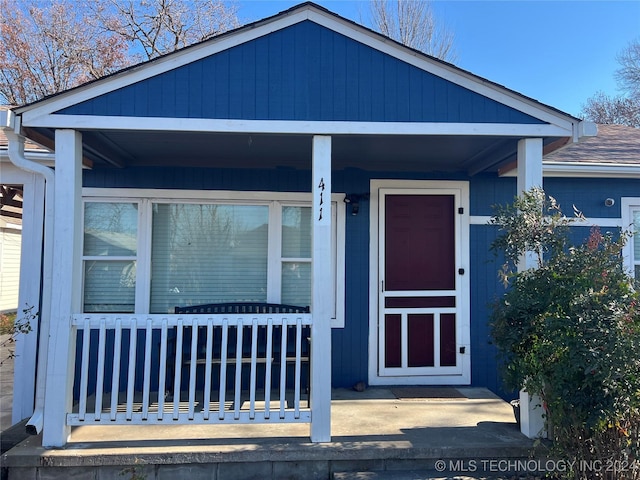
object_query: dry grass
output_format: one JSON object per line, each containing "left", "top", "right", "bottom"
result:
{"left": 0, "top": 312, "right": 17, "bottom": 335}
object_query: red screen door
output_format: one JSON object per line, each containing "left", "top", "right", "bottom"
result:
{"left": 379, "top": 191, "right": 462, "bottom": 377}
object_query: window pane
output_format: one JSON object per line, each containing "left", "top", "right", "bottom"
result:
{"left": 634, "top": 211, "right": 640, "bottom": 261}
{"left": 281, "top": 262, "right": 311, "bottom": 308}
{"left": 83, "top": 261, "right": 135, "bottom": 313}
{"left": 282, "top": 206, "right": 311, "bottom": 258}
{"left": 84, "top": 203, "right": 138, "bottom": 256}
{"left": 151, "top": 204, "right": 268, "bottom": 313}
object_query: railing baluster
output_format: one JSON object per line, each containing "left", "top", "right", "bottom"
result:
{"left": 125, "top": 318, "right": 137, "bottom": 421}
{"left": 294, "top": 317, "right": 302, "bottom": 418}
{"left": 94, "top": 322, "right": 107, "bottom": 419}
{"left": 78, "top": 324, "right": 90, "bottom": 421}
{"left": 142, "top": 321, "right": 152, "bottom": 420}
{"left": 218, "top": 319, "right": 229, "bottom": 420}
{"left": 157, "top": 319, "right": 168, "bottom": 420}
{"left": 110, "top": 319, "right": 122, "bottom": 421}
{"left": 173, "top": 319, "right": 184, "bottom": 420}
{"left": 188, "top": 319, "right": 198, "bottom": 419}
{"left": 249, "top": 318, "right": 258, "bottom": 419}
{"left": 203, "top": 320, "right": 213, "bottom": 420}
{"left": 279, "top": 319, "right": 288, "bottom": 419}
{"left": 233, "top": 320, "right": 243, "bottom": 420}
{"left": 264, "top": 318, "right": 273, "bottom": 420}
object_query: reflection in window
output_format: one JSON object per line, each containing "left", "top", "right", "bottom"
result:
{"left": 282, "top": 206, "right": 311, "bottom": 307}
{"left": 84, "top": 203, "right": 138, "bottom": 256}
{"left": 84, "top": 261, "right": 136, "bottom": 313}
{"left": 83, "top": 203, "right": 138, "bottom": 313}
{"left": 151, "top": 204, "right": 269, "bottom": 313}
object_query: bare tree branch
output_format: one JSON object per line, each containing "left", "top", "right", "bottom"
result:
{"left": 0, "top": 0, "right": 129, "bottom": 105}
{"left": 581, "top": 38, "right": 640, "bottom": 128}
{"left": 615, "top": 38, "right": 640, "bottom": 98}
{"left": 368, "top": 0, "right": 456, "bottom": 62}
{"left": 93, "top": 0, "right": 240, "bottom": 61}
{"left": 580, "top": 91, "right": 640, "bottom": 128}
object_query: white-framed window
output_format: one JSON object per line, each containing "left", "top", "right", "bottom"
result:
{"left": 622, "top": 198, "right": 640, "bottom": 280}
{"left": 81, "top": 189, "right": 346, "bottom": 327}
{"left": 82, "top": 201, "right": 140, "bottom": 313}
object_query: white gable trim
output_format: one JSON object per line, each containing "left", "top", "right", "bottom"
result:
{"left": 19, "top": 115, "right": 573, "bottom": 137}
{"left": 17, "top": 4, "right": 576, "bottom": 134}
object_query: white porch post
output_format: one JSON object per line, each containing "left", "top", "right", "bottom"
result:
{"left": 516, "top": 137, "right": 546, "bottom": 439}
{"left": 310, "top": 135, "right": 332, "bottom": 442}
{"left": 11, "top": 171, "right": 45, "bottom": 423}
{"left": 516, "top": 138, "right": 543, "bottom": 200}
{"left": 42, "top": 130, "right": 83, "bottom": 447}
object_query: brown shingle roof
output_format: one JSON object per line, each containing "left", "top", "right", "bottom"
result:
{"left": 0, "top": 106, "right": 50, "bottom": 151}
{"left": 545, "top": 124, "right": 640, "bottom": 165}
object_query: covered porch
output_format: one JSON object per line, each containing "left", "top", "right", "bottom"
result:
{"left": 3, "top": 387, "right": 541, "bottom": 480}
{"left": 1, "top": 1, "right": 594, "bottom": 452}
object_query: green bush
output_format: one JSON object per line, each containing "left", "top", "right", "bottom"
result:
{"left": 490, "top": 188, "right": 640, "bottom": 480}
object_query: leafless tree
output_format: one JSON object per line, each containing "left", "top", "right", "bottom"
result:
{"left": 93, "top": 0, "right": 240, "bottom": 61}
{"left": 0, "top": 0, "right": 239, "bottom": 105}
{"left": 0, "top": 0, "right": 129, "bottom": 105}
{"left": 581, "top": 38, "right": 640, "bottom": 127}
{"left": 581, "top": 91, "right": 639, "bottom": 128}
{"left": 615, "top": 38, "right": 640, "bottom": 98}
{"left": 368, "top": 0, "right": 456, "bottom": 62}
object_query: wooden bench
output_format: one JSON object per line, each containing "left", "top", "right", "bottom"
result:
{"left": 174, "top": 302, "right": 310, "bottom": 315}
{"left": 170, "top": 302, "right": 311, "bottom": 394}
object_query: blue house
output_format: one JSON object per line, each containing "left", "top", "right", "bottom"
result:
{"left": 2, "top": 2, "right": 638, "bottom": 447}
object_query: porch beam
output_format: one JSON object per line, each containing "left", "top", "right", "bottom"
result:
{"left": 42, "top": 129, "right": 83, "bottom": 447}
{"left": 20, "top": 115, "right": 573, "bottom": 138}
{"left": 310, "top": 135, "right": 332, "bottom": 443}
{"left": 516, "top": 137, "right": 546, "bottom": 439}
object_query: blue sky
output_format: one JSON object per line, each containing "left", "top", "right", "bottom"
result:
{"left": 237, "top": 1, "right": 640, "bottom": 118}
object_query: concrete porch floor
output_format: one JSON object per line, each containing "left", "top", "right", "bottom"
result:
{"left": 1, "top": 387, "right": 546, "bottom": 480}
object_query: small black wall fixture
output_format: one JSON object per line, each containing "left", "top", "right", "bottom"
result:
{"left": 344, "top": 193, "right": 369, "bottom": 216}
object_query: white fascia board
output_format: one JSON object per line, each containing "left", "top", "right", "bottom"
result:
{"left": 503, "top": 162, "right": 640, "bottom": 178}
{"left": 20, "top": 115, "right": 573, "bottom": 137}
{"left": 16, "top": 4, "right": 576, "bottom": 135}
{"left": 470, "top": 215, "right": 623, "bottom": 228}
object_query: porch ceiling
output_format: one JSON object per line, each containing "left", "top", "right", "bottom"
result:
{"left": 41, "top": 129, "right": 562, "bottom": 174}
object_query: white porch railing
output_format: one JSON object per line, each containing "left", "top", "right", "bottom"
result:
{"left": 68, "top": 314, "right": 312, "bottom": 426}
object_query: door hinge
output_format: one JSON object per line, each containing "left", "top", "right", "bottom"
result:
{"left": 458, "top": 207, "right": 464, "bottom": 214}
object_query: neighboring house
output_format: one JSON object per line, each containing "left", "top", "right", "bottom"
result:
{"left": 532, "top": 124, "right": 640, "bottom": 278}
{"left": 1, "top": 3, "right": 638, "bottom": 447}
{"left": 0, "top": 190, "right": 22, "bottom": 312}
{"left": 1, "top": 119, "right": 51, "bottom": 427}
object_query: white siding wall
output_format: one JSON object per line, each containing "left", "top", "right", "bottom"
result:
{"left": 0, "top": 228, "right": 21, "bottom": 312}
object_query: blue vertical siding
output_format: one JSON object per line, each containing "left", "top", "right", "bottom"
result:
{"left": 59, "top": 21, "right": 545, "bottom": 125}
{"left": 83, "top": 167, "right": 639, "bottom": 397}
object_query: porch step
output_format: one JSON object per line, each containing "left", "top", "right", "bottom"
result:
{"left": 333, "top": 472, "right": 545, "bottom": 480}
{"left": 2, "top": 388, "right": 540, "bottom": 480}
